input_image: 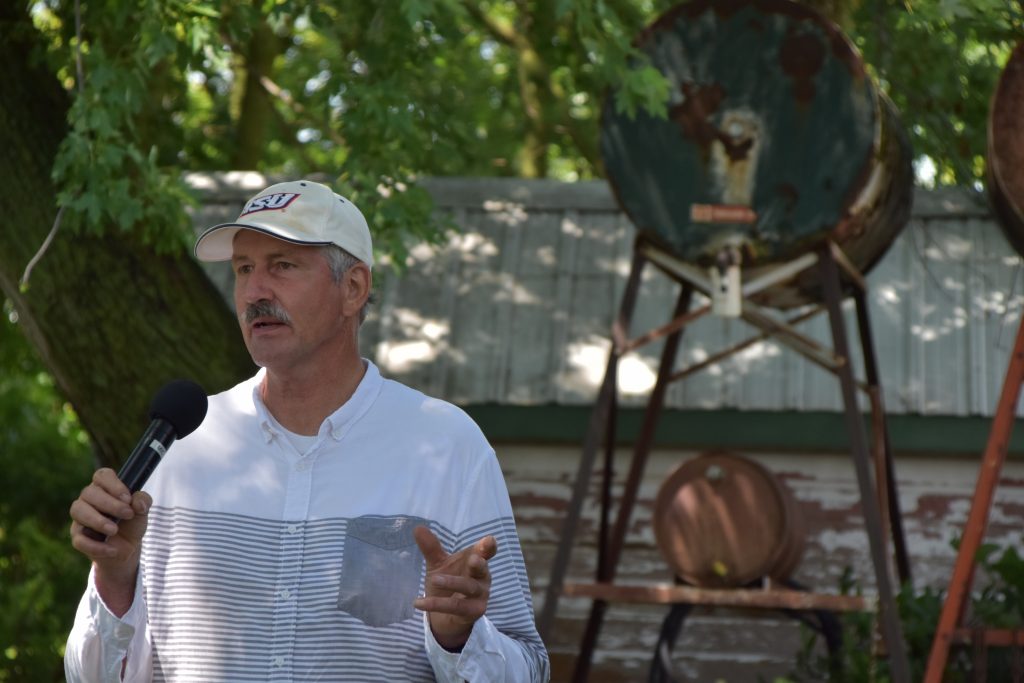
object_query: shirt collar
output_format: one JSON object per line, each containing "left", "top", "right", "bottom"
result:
{"left": 251, "top": 360, "right": 383, "bottom": 443}
{"left": 323, "top": 359, "right": 382, "bottom": 440}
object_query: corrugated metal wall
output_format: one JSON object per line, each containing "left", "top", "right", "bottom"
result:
{"left": 365, "top": 178, "right": 1020, "bottom": 417}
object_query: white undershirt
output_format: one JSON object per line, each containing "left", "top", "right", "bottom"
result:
{"left": 279, "top": 428, "right": 317, "bottom": 455}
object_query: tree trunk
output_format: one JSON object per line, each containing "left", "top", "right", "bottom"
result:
{"left": 232, "top": 19, "right": 282, "bottom": 169}
{"left": 0, "top": 5, "right": 255, "bottom": 468}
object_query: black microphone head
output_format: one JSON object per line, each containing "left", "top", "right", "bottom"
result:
{"left": 149, "top": 379, "right": 209, "bottom": 439}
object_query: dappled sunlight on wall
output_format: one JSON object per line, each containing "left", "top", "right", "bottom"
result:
{"left": 187, "top": 175, "right": 1024, "bottom": 419}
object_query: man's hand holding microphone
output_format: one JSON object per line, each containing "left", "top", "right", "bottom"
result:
{"left": 68, "top": 380, "right": 207, "bottom": 616}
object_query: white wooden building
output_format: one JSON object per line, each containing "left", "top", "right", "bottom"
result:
{"left": 188, "top": 173, "right": 1024, "bottom": 682}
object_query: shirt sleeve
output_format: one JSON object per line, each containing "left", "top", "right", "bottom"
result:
{"left": 423, "top": 446, "right": 550, "bottom": 683}
{"left": 424, "top": 613, "right": 549, "bottom": 683}
{"left": 64, "top": 566, "right": 154, "bottom": 683}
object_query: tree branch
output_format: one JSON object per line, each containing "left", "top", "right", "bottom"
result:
{"left": 461, "top": 1, "right": 526, "bottom": 50}
{"left": 258, "top": 74, "right": 348, "bottom": 149}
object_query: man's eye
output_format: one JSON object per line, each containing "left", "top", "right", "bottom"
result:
{"left": 235, "top": 264, "right": 252, "bottom": 275}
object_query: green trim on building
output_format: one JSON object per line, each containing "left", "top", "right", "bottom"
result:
{"left": 464, "top": 405, "right": 1024, "bottom": 457}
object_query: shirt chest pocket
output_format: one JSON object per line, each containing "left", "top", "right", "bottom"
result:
{"left": 337, "top": 515, "right": 427, "bottom": 627}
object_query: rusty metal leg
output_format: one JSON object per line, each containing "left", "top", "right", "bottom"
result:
{"left": 819, "top": 244, "right": 911, "bottom": 683}
{"left": 597, "top": 387, "right": 618, "bottom": 582}
{"left": 866, "top": 388, "right": 894, "bottom": 583}
{"left": 572, "top": 285, "right": 693, "bottom": 683}
{"left": 854, "top": 288, "right": 912, "bottom": 584}
{"left": 538, "top": 247, "right": 647, "bottom": 640}
{"left": 923, "top": 309, "right": 1024, "bottom": 683}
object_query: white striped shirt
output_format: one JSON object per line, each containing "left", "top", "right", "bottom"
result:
{"left": 65, "top": 362, "right": 549, "bottom": 682}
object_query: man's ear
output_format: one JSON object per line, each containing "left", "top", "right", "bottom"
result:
{"left": 341, "top": 263, "right": 372, "bottom": 317}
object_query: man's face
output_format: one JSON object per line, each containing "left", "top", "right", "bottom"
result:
{"left": 231, "top": 231, "right": 350, "bottom": 372}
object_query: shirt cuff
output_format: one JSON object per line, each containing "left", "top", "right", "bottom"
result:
{"left": 87, "top": 565, "right": 144, "bottom": 648}
{"left": 423, "top": 613, "right": 507, "bottom": 682}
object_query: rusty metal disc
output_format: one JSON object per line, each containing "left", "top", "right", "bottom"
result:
{"left": 601, "top": 0, "right": 913, "bottom": 306}
{"left": 652, "top": 451, "right": 805, "bottom": 587}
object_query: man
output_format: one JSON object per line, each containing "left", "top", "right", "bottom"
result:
{"left": 65, "top": 180, "right": 550, "bottom": 682}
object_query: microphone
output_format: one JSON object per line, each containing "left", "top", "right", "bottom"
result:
{"left": 83, "top": 379, "right": 208, "bottom": 542}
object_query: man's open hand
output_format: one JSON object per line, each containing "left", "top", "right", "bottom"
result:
{"left": 413, "top": 525, "right": 497, "bottom": 651}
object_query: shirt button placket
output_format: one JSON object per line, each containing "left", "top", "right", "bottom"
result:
{"left": 271, "top": 455, "right": 313, "bottom": 680}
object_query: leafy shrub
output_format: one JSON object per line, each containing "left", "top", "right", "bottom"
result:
{"left": 0, "top": 305, "right": 94, "bottom": 682}
{"left": 784, "top": 544, "right": 1024, "bottom": 682}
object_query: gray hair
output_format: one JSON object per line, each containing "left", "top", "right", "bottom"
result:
{"left": 320, "top": 244, "right": 372, "bottom": 324}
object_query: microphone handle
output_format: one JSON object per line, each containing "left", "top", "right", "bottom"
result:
{"left": 82, "top": 420, "right": 177, "bottom": 542}
{"left": 119, "top": 419, "right": 177, "bottom": 492}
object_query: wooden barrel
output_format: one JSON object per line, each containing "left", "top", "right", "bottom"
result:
{"left": 652, "top": 451, "right": 805, "bottom": 587}
{"left": 988, "top": 42, "right": 1024, "bottom": 253}
{"left": 600, "top": 0, "right": 913, "bottom": 308}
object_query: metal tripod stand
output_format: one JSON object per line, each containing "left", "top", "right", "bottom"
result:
{"left": 538, "top": 235, "right": 912, "bottom": 682}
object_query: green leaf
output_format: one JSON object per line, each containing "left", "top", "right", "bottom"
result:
{"left": 182, "top": 1, "right": 221, "bottom": 19}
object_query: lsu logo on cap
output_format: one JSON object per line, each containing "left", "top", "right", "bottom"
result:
{"left": 240, "top": 192, "right": 300, "bottom": 216}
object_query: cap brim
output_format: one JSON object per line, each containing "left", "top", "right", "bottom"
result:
{"left": 193, "top": 223, "right": 332, "bottom": 262}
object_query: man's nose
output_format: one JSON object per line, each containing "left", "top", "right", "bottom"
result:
{"left": 240, "top": 268, "right": 273, "bottom": 303}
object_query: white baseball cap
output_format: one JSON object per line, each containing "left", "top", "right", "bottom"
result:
{"left": 194, "top": 180, "right": 374, "bottom": 267}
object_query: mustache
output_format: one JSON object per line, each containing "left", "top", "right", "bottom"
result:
{"left": 243, "top": 300, "right": 292, "bottom": 325}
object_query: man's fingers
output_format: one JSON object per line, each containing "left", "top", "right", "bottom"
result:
{"left": 132, "top": 491, "right": 152, "bottom": 515}
{"left": 69, "top": 499, "right": 120, "bottom": 537}
{"left": 466, "top": 553, "right": 491, "bottom": 581}
{"left": 79, "top": 483, "right": 134, "bottom": 520}
{"left": 431, "top": 574, "right": 486, "bottom": 596}
{"left": 413, "top": 525, "right": 448, "bottom": 566}
{"left": 417, "top": 533, "right": 495, "bottom": 581}
{"left": 92, "top": 468, "right": 132, "bottom": 501}
{"left": 75, "top": 469, "right": 135, "bottom": 529}
{"left": 69, "top": 521, "right": 118, "bottom": 557}
{"left": 69, "top": 486, "right": 151, "bottom": 551}
{"left": 475, "top": 535, "right": 498, "bottom": 561}
{"left": 414, "top": 594, "right": 486, "bottom": 619}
